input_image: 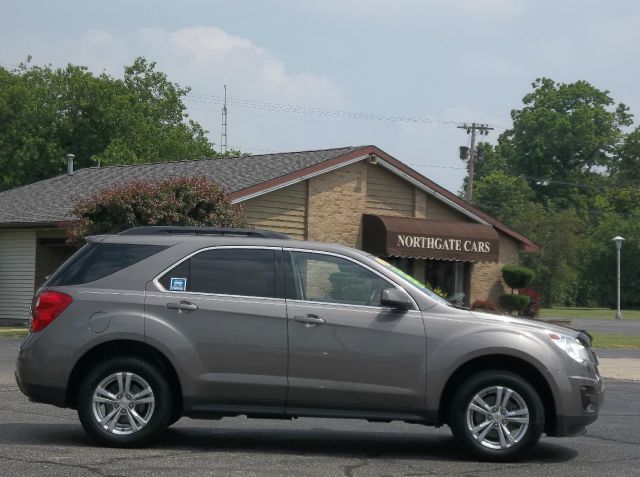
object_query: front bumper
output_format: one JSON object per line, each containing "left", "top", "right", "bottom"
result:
{"left": 546, "top": 364, "right": 605, "bottom": 437}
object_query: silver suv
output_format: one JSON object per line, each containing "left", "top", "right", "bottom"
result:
{"left": 16, "top": 227, "right": 603, "bottom": 460}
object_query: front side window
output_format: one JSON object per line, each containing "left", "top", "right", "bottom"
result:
{"left": 289, "top": 251, "right": 391, "bottom": 306}
{"left": 374, "top": 257, "right": 450, "bottom": 305}
{"left": 159, "top": 248, "right": 277, "bottom": 299}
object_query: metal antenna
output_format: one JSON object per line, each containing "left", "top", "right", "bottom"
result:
{"left": 220, "top": 85, "right": 228, "bottom": 154}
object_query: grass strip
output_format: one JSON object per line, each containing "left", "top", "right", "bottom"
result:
{"left": 541, "top": 308, "right": 640, "bottom": 320}
{"left": 0, "top": 328, "right": 28, "bottom": 339}
{"left": 590, "top": 332, "right": 640, "bottom": 349}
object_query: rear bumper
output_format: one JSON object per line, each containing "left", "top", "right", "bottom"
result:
{"left": 15, "top": 334, "right": 69, "bottom": 408}
{"left": 15, "top": 370, "right": 66, "bottom": 407}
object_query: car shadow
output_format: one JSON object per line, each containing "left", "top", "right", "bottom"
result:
{"left": 0, "top": 422, "right": 579, "bottom": 463}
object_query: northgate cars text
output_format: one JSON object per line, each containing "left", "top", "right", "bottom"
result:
{"left": 396, "top": 235, "right": 492, "bottom": 253}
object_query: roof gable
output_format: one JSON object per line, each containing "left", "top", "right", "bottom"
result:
{"left": 228, "top": 145, "right": 539, "bottom": 252}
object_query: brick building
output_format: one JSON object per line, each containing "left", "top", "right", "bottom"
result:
{"left": 0, "top": 145, "right": 538, "bottom": 324}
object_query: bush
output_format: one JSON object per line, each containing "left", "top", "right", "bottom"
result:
{"left": 519, "top": 288, "right": 541, "bottom": 318}
{"left": 502, "top": 265, "right": 535, "bottom": 291}
{"left": 471, "top": 300, "right": 501, "bottom": 313}
{"left": 499, "top": 294, "right": 531, "bottom": 314}
{"left": 66, "top": 177, "right": 247, "bottom": 243}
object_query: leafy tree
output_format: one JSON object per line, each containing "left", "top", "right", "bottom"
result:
{"left": 519, "top": 207, "right": 588, "bottom": 307}
{"left": 473, "top": 170, "right": 536, "bottom": 225}
{"left": 615, "top": 127, "right": 640, "bottom": 183}
{"left": 471, "top": 78, "right": 640, "bottom": 308}
{"left": 0, "top": 58, "right": 221, "bottom": 191}
{"left": 66, "top": 178, "right": 248, "bottom": 243}
{"left": 498, "top": 78, "right": 632, "bottom": 206}
{"left": 579, "top": 210, "right": 640, "bottom": 308}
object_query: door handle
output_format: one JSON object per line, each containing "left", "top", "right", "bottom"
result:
{"left": 166, "top": 301, "right": 198, "bottom": 313}
{"left": 294, "top": 314, "right": 326, "bottom": 326}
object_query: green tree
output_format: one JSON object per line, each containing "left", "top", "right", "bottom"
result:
{"left": 473, "top": 170, "right": 536, "bottom": 225}
{"left": 470, "top": 78, "right": 640, "bottom": 308}
{"left": 615, "top": 127, "right": 640, "bottom": 183}
{"left": 0, "top": 58, "right": 220, "bottom": 191}
{"left": 66, "top": 178, "right": 248, "bottom": 243}
{"left": 579, "top": 210, "right": 640, "bottom": 308}
{"left": 498, "top": 78, "right": 632, "bottom": 206}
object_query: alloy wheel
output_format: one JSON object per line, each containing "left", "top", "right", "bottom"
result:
{"left": 465, "top": 385, "right": 530, "bottom": 450}
{"left": 91, "top": 372, "right": 155, "bottom": 435}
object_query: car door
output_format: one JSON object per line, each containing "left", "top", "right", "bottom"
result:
{"left": 144, "top": 246, "right": 288, "bottom": 415}
{"left": 284, "top": 250, "right": 427, "bottom": 419}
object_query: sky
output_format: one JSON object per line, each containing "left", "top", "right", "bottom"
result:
{"left": 2, "top": 0, "right": 639, "bottom": 194}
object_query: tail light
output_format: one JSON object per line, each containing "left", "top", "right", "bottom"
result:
{"left": 30, "top": 291, "right": 72, "bottom": 333}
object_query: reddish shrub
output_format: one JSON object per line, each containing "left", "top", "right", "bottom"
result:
{"left": 66, "top": 177, "right": 247, "bottom": 243}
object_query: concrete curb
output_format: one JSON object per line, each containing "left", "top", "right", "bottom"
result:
{"left": 598, "top": 358, "right": 640, "bottom": 382}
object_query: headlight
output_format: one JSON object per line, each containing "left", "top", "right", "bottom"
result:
{"left": 547, "top": 332, "right": 591, "bottom": 363}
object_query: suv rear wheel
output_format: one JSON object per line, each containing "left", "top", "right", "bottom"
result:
{"left": 77, "top": 357, "right": 173, "bottom": 447}
{"left": 448, "top": 370, "right": 544, "bottom": 461}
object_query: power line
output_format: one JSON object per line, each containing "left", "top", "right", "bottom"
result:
{"left": 184, "top": 91, "right": 509, "bottom": 130}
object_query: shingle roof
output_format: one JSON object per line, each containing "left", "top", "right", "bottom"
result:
{"left": 0, "top": 144, "right": 539, "bottom": 252}
{"left": 0, "top": 146, "right": 362, "bottom": 225}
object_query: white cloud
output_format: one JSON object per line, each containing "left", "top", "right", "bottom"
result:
{"left": 291, "top": 0, "right": 526, "bottom": 22}
{"left": 6, "top": 26, "right": 343, "bottom": 109}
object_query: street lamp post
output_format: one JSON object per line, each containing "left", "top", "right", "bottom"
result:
{"left": 612, "top": 236, "right": 625, "bottom": 320}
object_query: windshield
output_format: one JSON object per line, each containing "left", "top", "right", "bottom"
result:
{"left": 373, "top": 257, "right": 450, "bottom": 305}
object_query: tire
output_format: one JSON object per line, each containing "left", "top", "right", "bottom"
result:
{"left": 448, "top": 370, "right": 544, "bottom": 461}
{"left": 77, "top": 357, "right": 173, "bottom": 447}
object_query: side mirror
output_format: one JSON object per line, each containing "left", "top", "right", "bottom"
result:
{"left": 380, "top": 288, "right": 413, "bottom": 310}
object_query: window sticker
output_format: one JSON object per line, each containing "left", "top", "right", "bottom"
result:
{"left": 169, "top": 277, "right": 187, "bottom": 292}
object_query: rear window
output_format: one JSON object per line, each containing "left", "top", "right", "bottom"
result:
{"left": 158, "top": 248, "right": 278, "bottom": 298}
{"left": 48, "top": 243, "right": 167, "bottom": 286}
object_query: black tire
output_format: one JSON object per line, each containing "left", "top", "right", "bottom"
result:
{"left": 77, "top": 356, "right": 173, "bottom": 447}
{"left": 448, "top": 370, "right": 544, "bottom": 461}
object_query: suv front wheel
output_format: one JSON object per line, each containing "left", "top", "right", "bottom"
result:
{"left": 77, "top": 357, "right": 173, "bottom": 447}
{"left": 448, "top": 370, "right": 544, "bottom": 461}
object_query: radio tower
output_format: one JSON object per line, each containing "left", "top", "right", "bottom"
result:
{"left": 220, "top": 84, "right": 228, "bottom": 154}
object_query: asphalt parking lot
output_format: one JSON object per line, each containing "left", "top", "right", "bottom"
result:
{"left": 1, "top": 338, "right": 639, "bottom": 476}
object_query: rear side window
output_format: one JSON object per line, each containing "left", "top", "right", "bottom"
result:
{"left": 49, "top": 243, "right": 167, "bottom": 286}
{"left": 158, "top": 248, "right": 277, "bottom": 298}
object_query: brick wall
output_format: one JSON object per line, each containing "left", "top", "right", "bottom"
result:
{"left": 307, "top": 161, "right": 367, "bottom": 247}
{"left": 469, "top": 232, "right": 521, "bottom": 304}
{"left": 240, "top": 159, "right": 526, "bottom": 304}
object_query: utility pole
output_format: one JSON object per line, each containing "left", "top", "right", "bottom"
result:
{"left": 220, "top": 84, "right": 228, "bottom": 154}
{"left": 457, "top": 123, "right": 493, "bottom": 201}
{"left": 458, "top": 123, "right": 493, "bottom": 202}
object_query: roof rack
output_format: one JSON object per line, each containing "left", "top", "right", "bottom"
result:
{"left": 119, "top": 226, "right": 289, "bottom": 239}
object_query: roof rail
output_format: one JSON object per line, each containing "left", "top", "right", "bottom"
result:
{"left": 119, "top": 226, "right": 289, "bottom": 239}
